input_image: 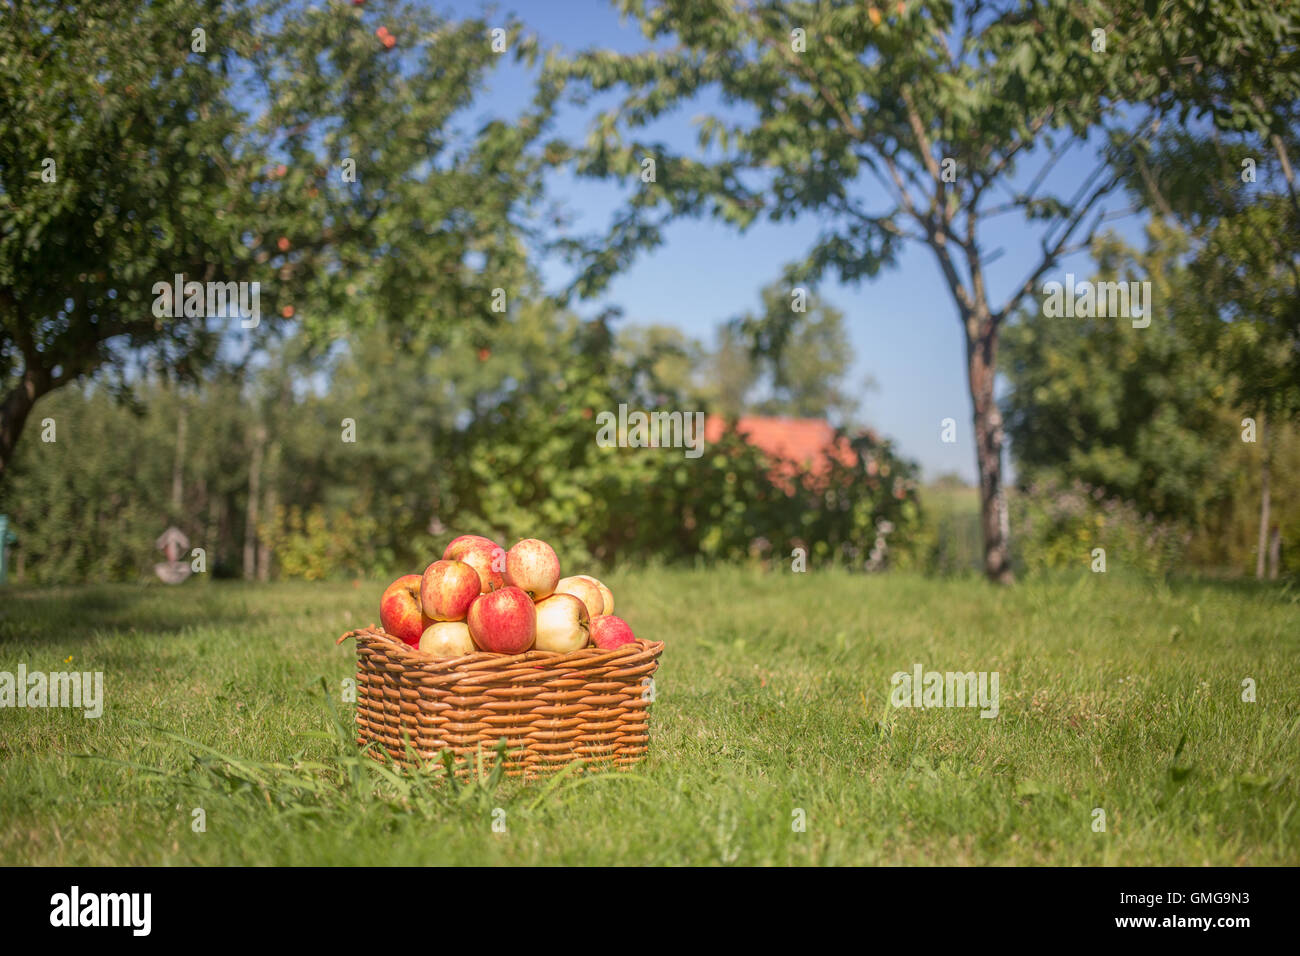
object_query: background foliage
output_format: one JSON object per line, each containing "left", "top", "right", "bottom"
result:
{"left": 1, "top": 0, "right": 1297, "bottom": 585}
{"left": 0, "top": 300, "right": 924, "bottom": 582}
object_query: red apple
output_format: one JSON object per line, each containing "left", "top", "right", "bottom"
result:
{"left": 466, "top": 586, "right": 536, "bottom": 653}
{"left": 555, "top": 575, "right": 604, "bottom": 619}
{"left": 419, "top": 621, "right": 475, "bottom": 658}
{"left": 419, "top": 559, "right": 480, "bottom": 622}
{"left": 533, "top": 593, "right": 590, "bottom": 653}
{"left": 590, "top": 614, "right": 636, "bottom": 650}
{"left": 443, "top": 534, "right": 498, "bottom": 561}
{"left": 504, "top": 538, "right": 560, "bottom": 599}
{"left": 380, "top": 574, "right": 426, "bottom": 647}
{"left": 458, "top": 539, "right": 506, "bottom": 593}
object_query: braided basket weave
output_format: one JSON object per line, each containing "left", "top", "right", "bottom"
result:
{"left": 337, "top": 625, "right": 664, "bottom": 777}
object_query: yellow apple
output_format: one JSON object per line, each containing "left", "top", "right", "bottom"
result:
{"left": 418, "top": 621, "right": 475, "bottom": 658}
{"left": 555, "top": 575, "right": 604, "bottom": 618}
{"left": 577, "top": 574, "right": 614, "bottom": 615}
{"left": 533, "top": 593, "right": 590, "bottom": 652}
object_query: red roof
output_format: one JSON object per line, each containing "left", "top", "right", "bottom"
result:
{"left": 703, "top": 416, "right": 860, "bottom": 491}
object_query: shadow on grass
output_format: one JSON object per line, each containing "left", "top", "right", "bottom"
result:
{"left": 0, "top": 583, "right": 257, "bottom": 646}
{"left": 1163, "top": 573, "right": 1298, "bottom": 605}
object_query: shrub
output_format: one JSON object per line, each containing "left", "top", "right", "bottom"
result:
{"left": 1012, "top": 479, "right": 1187, "bottom": 577}
{"left": 259, "top": 505, "right": 390, "bottom": 582}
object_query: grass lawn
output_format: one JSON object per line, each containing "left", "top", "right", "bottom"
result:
{"left": 1, "top": 568, "right": 1297, "bottom": 865}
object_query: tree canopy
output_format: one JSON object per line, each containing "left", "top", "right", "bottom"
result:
{"left": 0, "top": 0, "right": 552, "bottom": 474}
{"left": 546, "top": 0, "right": 1300, "bottom": 581}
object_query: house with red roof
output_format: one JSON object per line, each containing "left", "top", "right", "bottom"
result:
{"left": 703, "top": 415, "right": 872, "bottom": 493}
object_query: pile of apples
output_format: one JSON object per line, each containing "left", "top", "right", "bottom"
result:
{"left": 378, "top": 535, "right": 637, "bottom": 657}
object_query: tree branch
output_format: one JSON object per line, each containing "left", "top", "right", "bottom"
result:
{"left": 997, "top": 171, "right": 1123, "bottom": 321}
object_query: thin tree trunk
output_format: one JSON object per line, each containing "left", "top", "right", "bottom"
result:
{"left": 1270, "top": 132, "right": 1299, "bottom": 221}
{"left": 199, "top": 476, "right": 217, "bottom": 573}
{"left": 196, "top": 475, "right": 208, "bottom": 536}
{"left": 1268, "top": 526, "right": 1281, "bottom": 580}
{"left": 968, "top": 319, "right": 1014, "bottom": 584}
{"left": 171, "top": 403, "right": 187, "bottom": 516}
{"left": 1257, "top": 412, "right": 1270, "bottom": 580}
{"left": 256, "top": 499, "right": 274, "bottom": 581}
{"left": 257, "top": 442, "right": 278, "bottom": 583}
{"left": 244, "top": 425, "right": 266, "bottom": 581}
{"left": 212, "top": 493, "right": 227, "bottom": 574}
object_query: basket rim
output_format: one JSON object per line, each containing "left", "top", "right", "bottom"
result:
{"left": 338, "top": 624, "right": 663, "bottom": 670}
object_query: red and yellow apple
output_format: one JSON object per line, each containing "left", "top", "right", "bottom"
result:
{"left": 533, "top": 593, "right": 591, "bottom": 653}
{"left": 504, "top": 538, "right": 560, "bottom": 599}
{"left": 590, "top": 614, "right": 636, "bottom": 650}
{"left": 555, "top": 575, "right": 604, "bottom": 619}
{"left": 418, "top": 621, "right": 476, "bottom": 658}
{"left": 577, "top": 574, "right": 614, "bottom": 615}
{"left": 380, "top": 574, "right": 427, "bottom": 647}
{"left": 419, "top": 559, "right": 480, "bottom": 621}
{"left": 443, "top": 534, "right": 498, "bottom": 561}
{"left": 466, "top": 586, "right": 536, "bottom": 653}
{"left": 457, "top": 539, "right": 507, "bottom": 593}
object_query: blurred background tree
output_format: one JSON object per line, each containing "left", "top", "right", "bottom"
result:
{"left": 1004, "top": 229, "right": 1236, "bottom": 525}
{"left": 1004, "top": 223, "right": 1300, "bottom": 577}
{"left": 710, "top": 282, "right": 860, "bottom": 423}
{"left": 1004, "top": 0, "right": 1300, "bottom": 578}
{"left": 0, "top": 0, "right": 549, "bottom": 476}
{"left": 1, "top": 0, "right": 1296, "bottom": 585}
{"left": 1, "top": 300, "right": 924, "bottom": 580}
{"left": 1105, "top": 0, "right": 1300, "bottom": 577}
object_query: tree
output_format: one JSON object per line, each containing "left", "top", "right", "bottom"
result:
{"left": 1003, "top": 226, "right": 1300, "bottom": 576}
{"left": 717, "top": 281, "right": 859, "bottom": 421}
{"left": 1185, "top": 181, "right": 1299, "bottom": 578}
{"left": 709, "top": 324, "right": 761, "bottom": 419}
{"left": 549, "top": 0, "right": 1186, "bottom": 582}
{"left": 1103, "top": 0, "right": 1300, "bottom": 215}
{"left": 1103, "top": 0, "right": 1300, "bottom": 577}
{"left": 0, "top": 0, "right": 550, "bottom": 478}
{"left": 615, "top": 320, "right": 711, "bottom": 409}
{"left": 1003, "top": 228, "right": 1239, "bottom": 525}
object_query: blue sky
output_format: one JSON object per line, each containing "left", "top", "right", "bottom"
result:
{"left": 436, "top": 0, "right": 1151, "bottom": 482}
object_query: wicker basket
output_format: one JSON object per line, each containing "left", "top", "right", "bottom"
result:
{"left": 337, "top": 625, "right": 664, "bottom": 777}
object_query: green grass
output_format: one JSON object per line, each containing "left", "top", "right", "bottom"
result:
{"left": 1, "top": 569, "right": 1298, "bottom": 865}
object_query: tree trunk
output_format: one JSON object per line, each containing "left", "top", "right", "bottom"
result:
{"left": 1270, "top": 132, "right": 1299, "bottom": 221}
{"left": 967, "top": 319, "right": 1014, "bottom": 584}
{"left": 244, "top": 425, "right": 266, "bottom": 581}
{"left": 210, "top": 492, "right": 227, "bottom": 574}
{"left": 256, "top": 496, "right": 274, "bottom": 581}
{"left": 256, "top": 442, "right": 279, "bottom": 583}
{"left": 171, "top": 403, "right": 187, "bottom": 516}
{"left": 1268, "top": 526, "right": 1280, "bottom": 580}
{"left": 1256, "top": 412, "right": 1270, "bottom": 580}
{"left": 0, "top": 367, "right": 50, "bottom": 480}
